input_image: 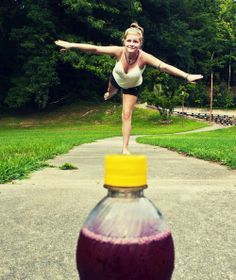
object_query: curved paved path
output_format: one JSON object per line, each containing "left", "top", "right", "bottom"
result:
{"left": 0, "top": 128, "right": 235, "bottom": 280}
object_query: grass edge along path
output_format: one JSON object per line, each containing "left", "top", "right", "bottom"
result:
{"left": 0, "top": 128, "right": 121, "bottom": 184}
{"left": 0, "top": 104, "right": 208, "bottom": 184}
{"left": 137, "top": 126, "right": 236, "bottom": 169}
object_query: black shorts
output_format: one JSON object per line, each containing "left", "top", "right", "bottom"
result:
{"left": 110, "top": 74, "right": 141, "bottom": 96}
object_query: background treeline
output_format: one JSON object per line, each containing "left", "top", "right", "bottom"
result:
{"left": 0, "top": 0, "right": 235, "bottom": 112}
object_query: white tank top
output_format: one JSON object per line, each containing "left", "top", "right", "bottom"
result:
{"left": 112, "top": 50, "right": 146, "bottom": 89}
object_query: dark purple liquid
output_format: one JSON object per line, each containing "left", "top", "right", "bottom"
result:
{"left": 76, "top": 227, "right": 174, "bottom": 280}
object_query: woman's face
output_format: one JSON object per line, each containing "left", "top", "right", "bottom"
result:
{"left": 124, "top": 33, "right": 142, "bottom": 53}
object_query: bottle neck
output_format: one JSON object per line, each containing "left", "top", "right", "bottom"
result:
{"left": 104, "top": 185, "right": 147, "bottom": 198}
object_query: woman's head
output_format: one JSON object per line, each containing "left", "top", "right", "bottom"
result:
{"left": 123, "top": 22, "right": 144, "bottom": 46}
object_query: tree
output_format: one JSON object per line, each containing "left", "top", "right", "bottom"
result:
{"left": 1, "top": 0, "right": 59, "bottom": 110}
{"left": 0, "top": 0, "right": 235, "bottom": 111}
{"left": 141, "top": 69, "right": 182, "bottom": 120}
{"left": 215, "top": 0, "right": 236, "bottom": 88}
{"left": 0, "top": 0, "right": 21, "bottom": 109}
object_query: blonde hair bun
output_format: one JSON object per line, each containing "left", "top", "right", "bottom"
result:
{"left": 130, "top": 22, "right": 144, "bottom": 35}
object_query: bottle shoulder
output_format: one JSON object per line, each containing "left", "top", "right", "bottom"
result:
{"left": 83, "top": 195, "right": 167, "bottom": 238}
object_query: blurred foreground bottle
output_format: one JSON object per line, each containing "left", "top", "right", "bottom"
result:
{"left": 76, "top": 155, "right": 175, "bottom": 280}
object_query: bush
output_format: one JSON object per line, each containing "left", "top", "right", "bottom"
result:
{"left": 213, "top": 82, "right": 234, "bottom": 108}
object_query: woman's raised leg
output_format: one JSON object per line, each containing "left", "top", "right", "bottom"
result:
{"left": 104, "top": 81, "right": 118, "bottom": 100}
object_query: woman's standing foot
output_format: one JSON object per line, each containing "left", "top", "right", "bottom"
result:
{"left": 122, "top": 148, "right": 130, "bottom": 155}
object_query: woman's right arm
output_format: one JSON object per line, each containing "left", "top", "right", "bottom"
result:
{"left": 54, "top": 40, "right": 121, "bottom": 56}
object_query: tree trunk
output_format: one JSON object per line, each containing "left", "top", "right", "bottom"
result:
{"left": 209, "top": 52, "right": 214, "bottom": 125}
{"left": 228, "top": 63, "right": 231, "bottom": 89}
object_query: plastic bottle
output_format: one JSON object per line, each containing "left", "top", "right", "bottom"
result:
{"left": 76, "top": 155, "right": 175, "bottom": 280}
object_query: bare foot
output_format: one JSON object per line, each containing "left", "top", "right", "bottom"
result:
{"left": 122, "top": 149, "right": 130, "bottom": 155}
{"left": 104, "top": 91, "right": 117, "bottom": 101}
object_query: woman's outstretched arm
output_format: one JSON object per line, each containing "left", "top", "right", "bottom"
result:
{"left": 143, "top": 52, "right": 203, "bottom": 83}
{"left": 54, "top": 40, "right": 121, "bottom": 56}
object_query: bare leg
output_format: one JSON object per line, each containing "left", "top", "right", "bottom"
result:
{"left": 104, "top": 81, "right": 118, "bottom": 100}
{"left": 121, "top": 94, "right": 138, "bottom": 154}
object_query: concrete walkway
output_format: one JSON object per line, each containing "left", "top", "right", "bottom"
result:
{"left": 0, "top": 129, "right": 236, "bottom": 280}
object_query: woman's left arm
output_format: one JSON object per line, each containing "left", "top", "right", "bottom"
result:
{"left": 143, "top": 52, "right": 203, "bottom": 83}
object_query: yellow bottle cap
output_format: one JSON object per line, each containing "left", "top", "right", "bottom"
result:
{"left": 104, "top": 155, "right": 147, "bottom": 188}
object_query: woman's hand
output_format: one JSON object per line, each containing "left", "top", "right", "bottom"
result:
{"left": 54, "top": 40, "right": 72, "bottom": 52}
{"left": 186, "top": 74, "right": 203, "bottom": 84}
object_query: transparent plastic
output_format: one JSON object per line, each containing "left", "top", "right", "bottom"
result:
{"left": 76, "top": 186, "right": 175, "bottom": 280}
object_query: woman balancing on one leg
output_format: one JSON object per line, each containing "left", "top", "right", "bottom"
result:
{"left": 55, "top": 22, "right": 203, "bottom": 155}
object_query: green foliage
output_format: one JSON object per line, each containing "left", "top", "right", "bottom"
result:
{"left": 0, "top": 0, "right": 235, "bottom": 110}
{"left": 6, "top": 54, "right": 59, "bottom": 109}
{"left": 141, "top": 70, "right": 185, "bottom": 119}
{"left": 213, "top": 82, "right": 234, "bottom": 108}
{"left": 183, "top": 82, "right": 209, "bottom": 107}
{"left": 59, "top": 163, "right": 78, "bottom": 170}
{"left": 0, "top": 0, "right": 59, "bottom": 109}
{"left": 61, "top": 51, "right": 114, "bottom": 81}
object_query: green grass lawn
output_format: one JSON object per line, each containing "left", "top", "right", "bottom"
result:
{"left": 0, "top": 102, "right": 208, "bottom": 183}
{"left": 137, "top": 127, "right": 236, "bottom": 169}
